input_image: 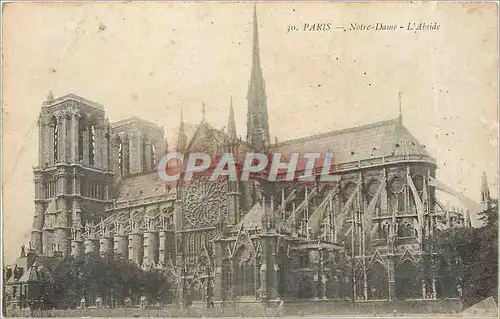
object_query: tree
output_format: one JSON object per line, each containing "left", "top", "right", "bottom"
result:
{"left": 434, "top": 199, "right": 498, "bottom": 307}
{"left": 50, "top": 255, "right": 172, "bottom": 308}
{"left": 479, "top": 199, "right": 498, "bottom": 229}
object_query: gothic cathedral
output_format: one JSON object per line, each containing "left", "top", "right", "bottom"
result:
{"left": 26, "top": 6, "right": 489, "bottom": 306}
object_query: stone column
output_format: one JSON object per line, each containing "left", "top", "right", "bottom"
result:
{"left": 128, "top": 133, "right": 141, "bottom": 174}
{"left": 255, "top": 257, "right": 261, "bottom": 299}
{"left": 260, "top": 233, "right": 279, "bottom": 301}
{"left": 319, "top": 250, "right": 326, "bottom": 299}
{"left": 128, "top": 232, "right": 144, "bottom": 265}
{"left": 43, "top": 204, "right": 56, "bottom": 255}
{"left": 56, "top": 171, "right": 70, "bottom": 256}
{"left": 85, "top": 238, "right": 100, "bottom": 254}
{"left": 158, "top": 230, "right": 167, "bottom": 264}
{"left": 260, "top": 263, "right": 267, "bottom": 300}
{"left": 421, "top": 279, "right": 426, "bottom": 299}
{"left": 431, "top": 277, "right": 437, "bottom": 300}
{"left": 144, "top": 139, "right": 152, "bottom": 172}
{"left": 159, "top": 230, "right": 175, "bottom": 265}
{"left": 71, "top": 229, "right": 85, "bottom": 258}
{"left": 334, "top": 271, "right": 341, "bottom": 300}
{"left": 231, "top": 258, "right": 240, "bottom": 300}
{"left": 82, "top": 120, "right": 89, "bottom": 165}
{"left": 71, "top": 112, "right": 79, "bottom": 163}
{"left": 113, "top": 223, "right": 129, "bottom": 259}
{"left": 228, "top": 259, "right": 235, "bottom": 301}
{"left": 32, "top": 198, "right": 45, "bottom": 254}
{"left": 227, "top": 180, "right": 240, "bottom": 226}
{"left": 99, "top": 235, "right": 114, "bottom": 257}
{"left": 95, "top": 122, "right": 103, "bottom": 169}
{"left": 45, "top": 118, "right": 52, "bottom": 166}
{"left": 143, "top": 230, "right": 159, "bottom": 266}
{"left": 123, "top": 138, "right": 130, "bottom": 176}
{"left": 387, "top": 258, "right": 396, "bottom": 301}
{"left": 70, "top": 199, "right": 84, "bottom": 258}
{"left": 60, "top": 114, "right": 67, "bottom": 162}
{"left": 55, "top": 228, "right": 70, "bottom": 257}
{"left": 37, "top": 117, "right": 44, "bottom": 167}
{"left": 212, "top": 238, "right": 224, "bottom": 302}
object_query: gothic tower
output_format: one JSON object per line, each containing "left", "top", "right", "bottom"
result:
{"left": 226, "top": 97, "right": 241, "bottom": 225}
{"left": 32, "top": 93, "right": 114, "bottom": 257}
{"left": 480, "top": 172, "right": 491, "bottom": 209}
{"left": 246, "top": 5, "right": 270, "bottom": 151}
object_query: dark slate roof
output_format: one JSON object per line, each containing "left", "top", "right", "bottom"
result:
{"left": 6, "top": 255, "right": 62, "bottom": 284}
{"left": 271, "top": 118, "right": 433, "bottom": 165}
{"left": 235, "top": 202, "right": 265, "bottom": 230}
{"left": 116, "top": 173, "right": 168, "bottom": 202}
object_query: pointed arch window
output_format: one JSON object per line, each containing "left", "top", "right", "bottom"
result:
{"left": 78, "top": 118, "right": 85, "bottom": 161}
{"left": 389, "top": 176, "right": 406, "bottom": 215}
{"left": 116, "top": 136, "right": 124, "bottom": 176}
{"left": 123, "top": 136, "right": 130, "bottom": 175}
{"left": 50, "top": 116, "right": 58, "bottom": 163}
{"left": 150, "top": 143, "right": 156, "bottom": 170}
{"left": 89, "top": 124, "right": 96, "bottom": 166}
{"left": 141, "top": 136, "right": 148, "bottom": 172}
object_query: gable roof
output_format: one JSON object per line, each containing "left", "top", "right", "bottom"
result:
{"left": 235, "top": 202, "right": 265, "bottom": 231}
{"left": 169, "top": 120, "right": 251, "bottom": 153}
{"left": 168, "top": 123, "right": 199, "bottom": 151}
{"left": 116, "top": 172, "right": 168, "bottom": 202}
{"left": 271, "top": 118, "right": 433, "bottom": 165}
{"left": 186, "top": 120, "right": 226, "bottom": 152}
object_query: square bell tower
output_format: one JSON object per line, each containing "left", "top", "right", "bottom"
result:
{"left": 31, "top": 93, "right": 114, "bottom": 257}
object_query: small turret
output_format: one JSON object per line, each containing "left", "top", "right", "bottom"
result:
{"left": 227, "top": 96, "right": 237, "bottom": 141}
{"left": 47, "top": 90, "right": 54, "bottom": 102}
{"left": 176, "top": 109, "right": 187, "bottom": 153}
{"left": 480, "top": 172, "right": 491, "bottom": 209}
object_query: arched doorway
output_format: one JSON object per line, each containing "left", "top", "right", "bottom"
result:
{"left": 233, "top": 245, "right": 256, "bottom": 298}
{"left": 278, "top": 247, "right": 289, "bottom": 298}
{"left": 395, "top": 259, "right": 421, "bottom": 299}
{"left": 367, "top": 261, "right": 389, "bottom": 300}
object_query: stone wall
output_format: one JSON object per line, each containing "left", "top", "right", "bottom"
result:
{"left": 284, "top": 298, "right": 463, "bottom": 316}
{"left": 6, "top": 299, "right": 462, "bottom": 317}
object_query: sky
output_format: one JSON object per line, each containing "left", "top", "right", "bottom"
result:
{"left": 2, "top": 2, "right": 498, "bottom": 263}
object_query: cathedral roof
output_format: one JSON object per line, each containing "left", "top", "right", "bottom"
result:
{"left": 42, "top": 93, "right": 104, "bottom": 110}
{"left": 116, "top": 172, "right": 168, "bottom": 202}
{"left": 235, "top": 202, "right": 265, "bottom": 230}
{"left": 271, "top": 118, "right": 434, "bottom": 166}
{"left": 168, "top": 120, "right": 250, "bottom": 153}
{"left": 111, "top": 117, "right": 163, "bottom": 131}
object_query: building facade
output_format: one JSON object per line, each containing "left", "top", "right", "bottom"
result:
{"left": 19, "top": 6, "right": 490, "bottom": 307}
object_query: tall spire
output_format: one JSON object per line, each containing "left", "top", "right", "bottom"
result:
{"left": 252, "top": 3, "right": 261, "bottom": 72}
{"left": 201, "top": 102, "right": 206, "bottom": 121}
{"left": 398, "top": 91, "right": 403, "bottom": 124}
{"left": 228, "top": 96, "right": 237, "bottom": 140}
{"left": 176, "top": 109, "right": 187, "bottom": 152}
{"left": 247, "top": 3, "right": 270, "bottom": 151}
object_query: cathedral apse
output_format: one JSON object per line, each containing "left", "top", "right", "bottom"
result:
{"left": 5, "top": 5, "right": 492, "bottom": 311}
